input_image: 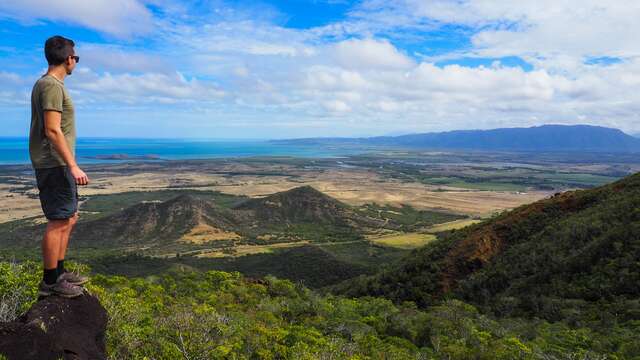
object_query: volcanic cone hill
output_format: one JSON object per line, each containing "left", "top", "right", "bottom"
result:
{"left": 231, "top": 185, "right": 390, "bottom": 229}
{"left": 331, "top": 172, "right": 640, "bottom": 323}
{"left": 68, "top": 186, "right": 395, "bottom": 247}
{"left": 72, "top": 194, "right": 238, "bottom": 246}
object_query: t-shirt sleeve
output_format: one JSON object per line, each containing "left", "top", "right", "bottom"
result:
{"left": 40, "top": 82, "right": 64, "bottom": 112}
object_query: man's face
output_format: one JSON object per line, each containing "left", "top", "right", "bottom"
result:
{"left": 65, "top": 49, "right": 77, "bottom": 75}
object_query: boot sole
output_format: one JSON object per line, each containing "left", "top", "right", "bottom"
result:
{"left": 38, "top": 289, "right": 53, "bottom": 297}
{"left": 67, "top": 279, "right": 89, "bottom": 286}
{"left": 54, "top": 291, "right": 84, "bottom": 298}
{"left": 38, "top": 288, "right": 84, "bottom": 298}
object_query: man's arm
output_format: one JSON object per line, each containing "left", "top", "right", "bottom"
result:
{"left": 44, "top": 110, "right": 89, "bottom": 185}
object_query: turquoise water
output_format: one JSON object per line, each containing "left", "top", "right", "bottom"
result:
{"left": 0, "top": 137, "right": 369, "bottom": 165}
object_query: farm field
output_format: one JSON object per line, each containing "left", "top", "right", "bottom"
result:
{"left": 367, "top": 232, "right": 438, "bottom": 249}
{"left": 425, "top": 219, "right": 483, "bottom": 233}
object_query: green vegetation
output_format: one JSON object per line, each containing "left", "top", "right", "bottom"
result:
{"left": 241, "top": 222, "right": 363, "bottom": 244}
{"left": 86, "top": 245, "right": 371, "bottom": 289}
{"left": 358, "top": 203, "right": 466, "bottom": 231}
{"left": 80, "top": 189, "right": 247, "bottom": 220}
{"left": 331, "top": 173, "right": 640, "bottom": 357}
{"left": 369, "top": 232, "right": 437, "bottom": 249}
{"left": 425, "top": 219, "right": 482, "bottom": 233}
{"left": 78, "top": 239, "right": 411, "bottom": 289}
{"left": 1, "top": 186, "right": 465, "bottom": 289}
{"left": 411, "top": 171, "right": 619, "bottom": 191}
{"left": 541, "top": 172, "right": 620, "bottom": 187}
{"left": 2, "top": 161, "right": 639, "bottom": 358}
{"left": 419, "top": 176, "right": 529, "bottom": 191}
{"left": 0, "top": 217, "right": 39, "bottom": 244}
{"left": 316, "top": 241, "right": 409, "bottom": 269}
{"left": 343, "top": 152, "right": 628, "bottom": 191}
{"left": 2, "top": 260, "right": 636, "bottom": 359}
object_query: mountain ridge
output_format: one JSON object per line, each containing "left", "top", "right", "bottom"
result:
{"left": 330, "top": 171, "right": 640, "bottom": 324}
{"left": 68, "top": 185, "right": 396, "bottom": 247}
{"left": 73, "top": 193, "right": 237, "bottom": 246}
{"left": 272, "top": 124, "right": 640, "bottom": 153}
{"left": 231, "top": 185, "right": 389, "bottom": 229}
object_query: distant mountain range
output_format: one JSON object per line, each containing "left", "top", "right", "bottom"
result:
{"left": 272, "top": 124, "right": 640, "bottom": 153}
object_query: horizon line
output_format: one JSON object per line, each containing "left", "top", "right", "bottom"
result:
{"left": 2, "top": 123, "right": 637, "bottom": 141}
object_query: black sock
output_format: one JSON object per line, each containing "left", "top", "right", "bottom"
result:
{"left": 43, "top": 268, "right": 58, "bottom": 285}
{"left": 57, "top": 259, "right": 66, "bottom": 275}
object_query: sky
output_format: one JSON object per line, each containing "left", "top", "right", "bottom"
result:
{"left": 1, "top": 0, "right": 639, "bottom": 139}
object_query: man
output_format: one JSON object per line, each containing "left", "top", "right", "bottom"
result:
{"left": 30, "top": 35, "right": 89, "bottom": 298}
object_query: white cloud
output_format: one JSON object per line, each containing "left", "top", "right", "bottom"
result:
{"left": 165, "top": 20, "right": 315, "bottom": 57}
{"left": 356, "top": 1, "right": 640, "bottom": 70}
{"left": 67, "top": 67, "right": 224, "bottom": 105}
{"left": 77, "top": 43, "right": 171, "bottom": 73}
{"left": 323, "top": 100, "right": 351, "bottom": 113}
{"left": 0, "top": 71, "right": 26, "bottom": 86}
{"left": 3, "top": 1, "right": 640, "bottom": 137}
{"left": 331, "top": 38, "right": 415, "bottom": 70}
{"left": 0, "top": 0, "right": 154, "bottom": 38}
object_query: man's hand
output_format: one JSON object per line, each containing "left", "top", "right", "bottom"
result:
{"left": 44, "top": 110, "right": 87, "bottom": 185}
{"left": 70, "top": 165, "right": 89, "bottom": 185}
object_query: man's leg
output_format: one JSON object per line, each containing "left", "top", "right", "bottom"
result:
{"left": 54, "top": 210, "right": 89, "bottom": 287}
{"left": 42, "top": 218, "right": 71, "bottom": 284}
{"left": 57, "top": 211, "right": 78, "bottom": 273}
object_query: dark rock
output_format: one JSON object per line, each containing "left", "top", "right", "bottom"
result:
{"left": 0, "top": 292, "right": 108, "bottom": 360}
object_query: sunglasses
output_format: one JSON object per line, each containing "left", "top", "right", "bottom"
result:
{"left": 69, "top": 55, "right": 80, "bottom": 63}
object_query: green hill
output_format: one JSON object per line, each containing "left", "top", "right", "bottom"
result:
{"left": 231, "top": 185, "right": 396, "bottom": 236}
{"left": 331, "top": 172, "right": 640, "bottom": 326}
{"left": 85, "top": 245, "right": 373, "bottom": 288}
{"left": 69, "top": 185, "right": 393, "bottom": 247}
{"left": 73, "top": 194, "right": 237, "bottom": 245}
{"left": 2, "top": 260, "right": 638, "bottom": 359}
{"left": 233, "top": 185, "right": 357, "bottom": 225}
{"left": 3, "top": 177, "right": 640, "bottom": 358}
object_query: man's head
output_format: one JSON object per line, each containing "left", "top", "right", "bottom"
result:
{"left": 44, "top": 35, "right": 78, "bottom": 75}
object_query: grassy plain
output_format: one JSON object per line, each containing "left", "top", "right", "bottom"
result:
{"left": 425, "top": 219, "right": 482, "bottom": 233}
{"left": 367, "top": 232, "right": 438, "bottom": 249}
{"left": 3, "top": 149, "right": 636, "bottom": 224}
{"left": 0, "top": 151, "right": 582, "bottom": 224}
{"left": 1, "top": 150, "right": 636, "bottom": 286}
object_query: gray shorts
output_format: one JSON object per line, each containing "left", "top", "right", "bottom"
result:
{"left": 35, "top": 166, "right": 78, "bottom": 220}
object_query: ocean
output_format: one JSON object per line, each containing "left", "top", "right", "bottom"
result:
{"left": 0, "top": 137, "right": 372, "bottom": 165}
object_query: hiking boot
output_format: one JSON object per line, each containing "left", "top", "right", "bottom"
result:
{"left": 57, "top": 269, "right": 90, "bottom": 286}
{"left": 38, "top": 279, "right": 84, "bottom": 298}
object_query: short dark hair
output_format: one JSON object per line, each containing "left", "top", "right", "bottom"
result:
{"left": 44, "top": 35, "right": 75, "bottom": 66}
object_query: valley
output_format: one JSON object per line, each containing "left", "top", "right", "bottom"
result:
{"left": 2, "top": 150, "right": 640, "bottom": 358}
{"left": 1, "top": 150, "right": 637, "bottom": 289}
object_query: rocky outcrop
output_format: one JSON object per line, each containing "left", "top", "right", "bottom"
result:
{"left": 0, "top": 293, "right": 108, "bottom": 360}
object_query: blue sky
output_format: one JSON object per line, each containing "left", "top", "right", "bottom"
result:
{"left": 1, "top": 1, "right": 639, "bottom": 138}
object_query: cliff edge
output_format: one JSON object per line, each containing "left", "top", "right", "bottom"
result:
{"left": 0, "top": 293, "right": 107, "bottom": 360}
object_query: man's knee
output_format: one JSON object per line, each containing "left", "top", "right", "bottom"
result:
{"left": 47, "top": 218, "right": 71, "bottom": 232}
{"left": 69, "top": 212, "right": 79, "bottom": 227}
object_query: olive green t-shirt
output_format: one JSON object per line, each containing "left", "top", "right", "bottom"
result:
{"left": 29, "top": 74, "right": 76, "bottom": 169}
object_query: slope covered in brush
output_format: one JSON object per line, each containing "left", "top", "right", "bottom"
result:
{"left": 73, "top": 194, "right": 237, "bottom": 245}
{"left": 2, "top": 260, "right": 637, "bottom": 359}
{"left": 232, "top": 185, "right": 388, "bottom": 228}
{"left": 332, "top": 172, "right": 640, "bottom": 324}
{"left": 68, "top": 186, "right": 394, "bottom": 247}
